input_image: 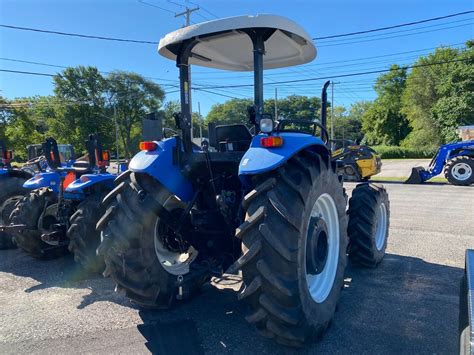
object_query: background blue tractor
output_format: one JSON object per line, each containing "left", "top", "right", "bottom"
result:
{"left": 0, "top": 140, "right": 75, "bottom": 249}
{"left": 405, "top": 139, "right": 474, "bottom": 186}
{"left": 0, "top": 142, "right": 32, "bottom": 249}
{"left": 96, "top": 15, "right": 391, "bottom": 346}
{"left": 7, "top": 135, "right": 118, "bottom": 273}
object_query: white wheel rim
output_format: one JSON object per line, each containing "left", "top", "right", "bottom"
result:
{"left": 452, "top": 162, "right": 472, "bottom": 181}
{"left": 306, "top": 193, "right": 340, "bottom": 304}
{"left": 375, "top": 203, "right": 388, "bottom": 251}
{"left": 153, "top": 196, "right": 197, "bottom": 276}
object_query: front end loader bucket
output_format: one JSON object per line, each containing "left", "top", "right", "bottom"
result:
{"left": 405, "top": 167, "right": 426, "bottom": 184}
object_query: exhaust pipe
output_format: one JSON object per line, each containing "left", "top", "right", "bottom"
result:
{"left": 320, "top": 80, "right": 331, "bottom": 130}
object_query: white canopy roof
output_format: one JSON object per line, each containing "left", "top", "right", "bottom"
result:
{"left": 158, "top": 14, "right": 317, "bottom": 71}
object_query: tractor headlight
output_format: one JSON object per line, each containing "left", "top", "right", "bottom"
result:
{"left": 260, "top": 118, "right": 274, "bottom": 133}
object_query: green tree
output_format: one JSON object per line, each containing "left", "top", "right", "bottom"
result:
{"left": 332, "top": 103, "right": 367, "bottom": 142}
{"left": 105, "top": 71, "right": 165, "bottom": 158}
{"left": 431, "top": 42, "right": 474, "bottom": 142}
{"left": 205, "top": 98, "right": 253, "bottom": 125}
{"left": 53, "top": 66, "right": 112, "bottom": 152}
{"left": 401, "top": 46, "right": 460, "bottom": 147}
{"left": 362, "top": 65, "right": 409, "bottom": 145}
{"left": 2, "top": 96, "right": 54, "bottom": 159}
{"left": 163, "top": 100, "right": 180, "bottom": 129}
{"left": 267, "top": 95, "right": 322, "bottom": 121}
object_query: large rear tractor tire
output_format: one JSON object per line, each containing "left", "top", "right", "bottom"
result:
{"left": 348, "top": 183, "right": 390, "bottom": 267}
{"left": 0, "top": 176, "right": 27, "bottom": 249}
{"left": 67, "top": 193, "right": 107, "bottom": 274}
{"left": 444, "top": 156, "right": 474, "bottom": 186}
{"left": 10, "top": 188, "right": 67, "bottom": 258}
{"left": 235, "top": 152, "right": 348, "bottom": 347}
{"left": 97, "top": 172, "right": 207, "bottom": 309}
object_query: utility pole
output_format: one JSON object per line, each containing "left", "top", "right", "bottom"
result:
{"left": 274, "top": 87, "right": 278, "bottom": 120}
{"left": 198, "top": 101, "right": 203, "bottom": 144}
{"left": 175, "top": 6, "right": 199, "bottom": 26}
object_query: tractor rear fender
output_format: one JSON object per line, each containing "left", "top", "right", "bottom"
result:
{"left": 238, "top": 133, "right": 330, "bottom": 184}
{"left": 23, "top": 171, "right": 61, "bottom": 193}
{"left": 128, "top": 137, "right": 194, "bottom": 202}
{"left": 65, "top": 174, "right": 116, "bottom": 194}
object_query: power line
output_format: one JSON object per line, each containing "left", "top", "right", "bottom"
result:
{"left": 0, "top": 24, "right": 158, "bottom": 45}
{"left": 190, "top": 43, "right": 466, "bottom": 79}
{"left": 5, "top": 58, "right": 466, "bottom": 93}
{"left": 0, "top": 68, "right": 245, "bottom": 100}
{"left": 313, "top": 10, "right": 473, "bottom": 40}
{"left": 0, "top": 69, "right": 54, "bottom": 77}
{"left": 137, "top": 0, "right": 175, "bottom": 14}
{"left": 318, "top": 18, "right": 472, "bottom": 44}
{"left": 318, "top": 22, "right": 473, "bottom": 48}
{"left": 1, "top": 11, "right": 470, "bottom": 46}
{"left": 187, "top": 0, "right": 219, "bottom": 19}
{"left": 191, "top": 58, "right": 472, "bottom": 89}
{"left": 0, "top": 57, "right": 180, "bottom": 86}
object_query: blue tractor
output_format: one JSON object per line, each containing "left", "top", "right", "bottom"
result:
{"left": 97, "top": 15, "right": 391, "bottom": 346}
{"left": 0, "top": 142, "right": 33, "bottom": 249}
{"left": 7, "top": 135, "right": 118, "bottom": 272}
{"left": 405, "top": 140, "right": 474, "bottom": 186}
{"left": 0, "top": 141, "right": 75, "bottom": 249}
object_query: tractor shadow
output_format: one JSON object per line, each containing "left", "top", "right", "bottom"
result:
{"left": 0, "top": 248, "right": 129, "bottom": 309}
{"left": 137, "top": 254, "right": 462, "bottom": 354}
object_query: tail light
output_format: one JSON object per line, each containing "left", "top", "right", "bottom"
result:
{"left": 102, "top": 150, "right": 110, "bottom": 161}
{"left": 140, "top": 141, "right": 158, "bottom": 151}
{"left": 261, "top": 136, "right": 283, "bottom": 148}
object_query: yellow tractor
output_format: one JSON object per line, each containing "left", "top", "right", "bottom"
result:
{"left": 331, "top": 140, "right": 382, "bottom": 181}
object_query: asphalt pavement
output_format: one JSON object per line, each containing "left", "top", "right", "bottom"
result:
{"left": 0, "top": 182, "right": 472, "bottom": 354}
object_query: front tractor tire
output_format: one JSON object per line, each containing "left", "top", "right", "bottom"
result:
{"left": 444, "top": 156, "right": 474, "bottom": 186}
{"left": 236, "top": 152, "right": 348, "bottom": 347}
{"left": 0, "top": 176, "right": 28, "bottom": 249}
{"left": 67, "top": 193, "right": 107, "bottom": 274}
{"left": 348, "top": 183, "right": 390, "bottom": 267}
{"left": 97, "top": 172, "right": 206, "bottom": 309}
{"left": 10, "top": 188, "right": 68, "bottom": 259}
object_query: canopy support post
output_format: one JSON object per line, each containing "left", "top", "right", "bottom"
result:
{"left": 252, "top": 34, "right": 265, "bottom": 126}
{"left": 244, "top": 28, "right": 276, "bottom": 129}
{"left": 176, "top": 39, "right": 197, "bottom": 153}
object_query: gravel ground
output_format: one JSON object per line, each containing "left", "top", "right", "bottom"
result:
{"left": 0, "top": 182, "right": 472, "bottom": 354}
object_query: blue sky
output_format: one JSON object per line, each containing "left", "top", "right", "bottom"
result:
{"left": 0, "top": 0, "right": 472, "bottom": 116}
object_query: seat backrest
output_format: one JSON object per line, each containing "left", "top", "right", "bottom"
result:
{"left": 42, "top": 137, "right": 61, "bottom": 170}
{"left": 215, "top": 124, "right": 253, "bottom": 152}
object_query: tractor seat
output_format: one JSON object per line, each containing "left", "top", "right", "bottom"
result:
{"left": 215, "top": 124, "right": 253, "bottom": 152}
{"left": 71, "top": 160, "right": 92, "bottom": 174}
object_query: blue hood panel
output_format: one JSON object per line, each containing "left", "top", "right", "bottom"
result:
{"left": 66, "top": 173, "right": 116, "bottom": 193}
{"left": 23, "top": 171, "right": 61, "bottom": 193}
